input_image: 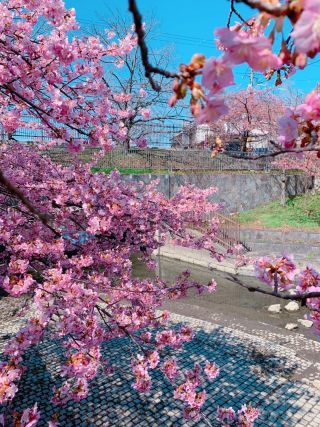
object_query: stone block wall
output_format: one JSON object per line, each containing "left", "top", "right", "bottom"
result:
{"left": 122, "top": 172, "right": 312, "bottom": 213}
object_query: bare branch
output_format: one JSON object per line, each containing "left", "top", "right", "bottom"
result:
{"left": 128, "top": 0, "right": 179, "bottom": 91}
{"left": 228, "top": 0, "right": 252, "bottom": 27}
{"left": 225, "top": 145, "right": 320, "bottom": 160}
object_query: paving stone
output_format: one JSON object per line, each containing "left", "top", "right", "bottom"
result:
{"left": 1, "top": 310, "right": 320, "bottom": 426}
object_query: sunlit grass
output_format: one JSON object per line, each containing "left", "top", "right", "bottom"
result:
{"left": 238, "top": 194, "right": 320, "bottom": 230}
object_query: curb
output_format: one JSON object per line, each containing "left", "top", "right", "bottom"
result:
{"left": 157, "top": 247, "right": 255, "bottom": 276}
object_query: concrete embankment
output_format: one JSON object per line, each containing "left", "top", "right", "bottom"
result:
{"left": 123, "top": 172, "right": 312, "bottom": 212}
{"left": 240, "top": 228, "right": 320, "bottom": 267}
{"left": 157, "top": 227, "right": 320, "bottom": 275}
{"left": 156, "top": 243, "right": 255, "bottom": 276}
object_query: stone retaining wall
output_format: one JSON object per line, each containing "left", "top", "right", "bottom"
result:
{"left": 240, "top": 228, "right": 320, "bottom": 257}
{"left": 122, "top": 172, "right": 313, "bottom": 213}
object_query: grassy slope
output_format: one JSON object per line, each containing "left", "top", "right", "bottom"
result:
{"left": 238, "top": 194, "right": 320, "bottom": 230}
{"left": 92, "top": 167, "right": 153, "bottom": 175}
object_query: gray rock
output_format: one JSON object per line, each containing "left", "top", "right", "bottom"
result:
{"left": 285, "top": 323, "right": 298, "bottom": 331}
{"left": 284, "top": 301, "right": 300, "bottom": 312}
{"left": 268, "top": 304, "right": 281, "bottom": 313}
{"left": 297, "top": 319, "right": 313, "bottom": 328}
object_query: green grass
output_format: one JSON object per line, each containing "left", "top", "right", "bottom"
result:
{"left": 92, "top": 167, "right": 298, "bottom": 176}
{"left": 92, "top": 167, "right": 153, "bottom": 175}
{"left": 238, "top": 194, "right": 320, "bottom": 230}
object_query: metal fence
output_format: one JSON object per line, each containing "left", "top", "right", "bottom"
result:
{"left": 93, "top": 148, "right": 272, "bottom": 172}
{"left": 1, "top": 117, "right": 272, "bottom": 151}
{"left": 1, "top": 116, "right": 275, "bottom": 173}
{"left": 41, "top": 146, "right": 273, "bottom": 172}
{"left": 215, "top": 213, "right": 242, "bottom": 250}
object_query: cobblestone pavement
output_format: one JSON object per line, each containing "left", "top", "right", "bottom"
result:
{"left": 1, "top": 302, "right": 320, "bottom": 426}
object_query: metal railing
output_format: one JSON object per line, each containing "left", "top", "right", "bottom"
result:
{"left": 215, "top": 213, "right": 244, "bottom": 250}
{"left": 191, "top": 211, "right": 248, "bottom": 252}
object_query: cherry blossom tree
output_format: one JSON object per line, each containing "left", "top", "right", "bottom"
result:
{"left": 91, "top": 12, "right": 186, "bottom": 149}
{"left": 2, "top": 0, "right": 320, "bottom": 425}
{"left": 274, "top": 151, "right": 320, "bottom": 177}
{"left": 0, "top": 143, "right": 225, "bottom": 424}
{"left": 0, "top": 0, "right": 138, "bottom": 152}
{"left": 0, "top": 1, "right": 257, "bottom": 425}
{"left": 214, "top": 88, "right": 285, "bottom": 153}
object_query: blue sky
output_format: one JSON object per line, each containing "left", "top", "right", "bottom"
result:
{"left": 65, "top": 0, "right": 320, "bottom": 95}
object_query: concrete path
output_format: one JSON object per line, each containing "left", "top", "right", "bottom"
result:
{"left": 158, "top": 243, "right": 320, "bottom": 276}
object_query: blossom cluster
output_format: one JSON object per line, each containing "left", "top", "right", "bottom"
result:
{"left": 0, "top": 0, "right": 138, "bottom": 151}
{"left": 0, "top": 143, "right": 232, "bottom": 424}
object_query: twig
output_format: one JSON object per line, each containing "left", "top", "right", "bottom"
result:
{"left": 228, "top": 0, "right": 252, "bottom": 27}
{"left": 225, "top": 145, "right": 320, "bottom": 160}
{"left": 128, "top": 0, "right": 179, "bottom": 91}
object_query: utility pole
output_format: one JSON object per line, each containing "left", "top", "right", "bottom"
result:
{"left": 249, "top": 69, "right": 254, "bottom": 88}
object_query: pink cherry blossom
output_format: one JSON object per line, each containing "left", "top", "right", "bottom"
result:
{"left": 197, "top": 96, "right": 229, "bottom": 124}
{"left": 20, "top": 403, "right": 40, "bottom": 427}
{"left": 215, "top": 27, "right": 282, "bottom": 72}
{"left": 217, "top": 406, "right": 236, "bottom": 424}
{"left": 278, "top": 112, "right": 299, "bottom": 149}
{"left": 204, "top": 361, "right": 220, "bottom": 380}
{"left": 255, "top": 255, "right": 297, "bottom": 290}
{"left": 296, "top": 90, "right": 320, "bottom": 121}
{"left": 237, "top": 404, "right": 260, "bottom": 426}
{"left": 292, "top": 0, "right": 320, "bottom": 55}
{"left": 297, "top": 266, "right": 320, "bottom": 293}
{"left": 163, "top": 358, "right": 178, "bottom": 381}
{"left": 139, "top": 88, "right": 147, "bottom": 97}
{"left": 207, "top": 279, "right": 217, "bottom": 293}
{"left": 140, "top": 108, "right": 151, "bottom": 119}
{"left": 202, "top": 57, "right": 234, "bottom": 94}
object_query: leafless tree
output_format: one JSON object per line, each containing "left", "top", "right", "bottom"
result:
{"left": 87, "top": 8, "right": 188, "bottom": 149}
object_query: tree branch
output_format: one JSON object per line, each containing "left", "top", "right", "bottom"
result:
{"left": 128, "top": 0, "right": 179, "bottom": 91}
{"left": 226, "top": 274, "right": 320, "bottom": 301}
{"left": 225, "top": 145, "right": 320, "bottom": 160}
{"left": 228, "top": 0, "right": 252, "bottom": 27}
{"left": 0, "top": 169, "right": 61, "bottom": 237}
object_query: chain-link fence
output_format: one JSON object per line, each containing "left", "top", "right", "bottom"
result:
{"left": 39, "top": 146, "right": 273, "bottom": 172}
{"left": 92, "top": 148, "right": 272, "bottom": 172}
{"left": 1, "top": 118, "right": 275, "bottom": 172}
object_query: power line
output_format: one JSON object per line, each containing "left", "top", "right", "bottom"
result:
{"left": 77, "top": 18, "right": 215, "bottom": 48}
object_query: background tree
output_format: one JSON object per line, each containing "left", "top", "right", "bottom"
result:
{"left": 215, "top": 88, "right": 285, "bottom": 153}
{"left": 89, "top": 10, "right": 188, "bottom": 149}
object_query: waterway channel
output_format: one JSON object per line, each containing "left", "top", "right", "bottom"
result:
{"left": 133, "top": 256, "right": 316, "bottom": 341}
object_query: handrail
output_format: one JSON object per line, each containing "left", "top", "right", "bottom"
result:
{"left": 196, "top": 211, "right": 250, "bottom": 252}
